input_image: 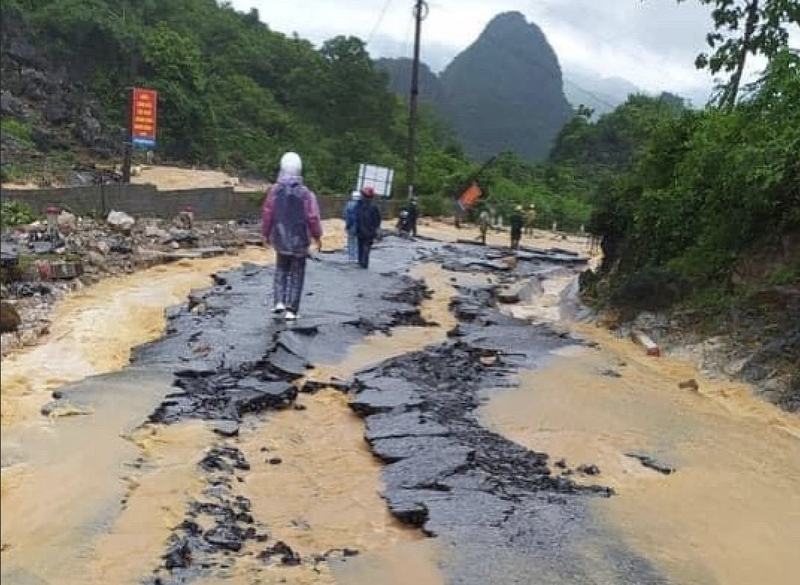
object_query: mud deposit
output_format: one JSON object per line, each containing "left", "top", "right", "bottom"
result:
{"left": 4, "top": 238, "right": 673, "bottom": 585}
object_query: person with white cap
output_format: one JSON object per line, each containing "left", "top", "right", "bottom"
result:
{"left": 343, "top": 190, "right": 361, "bottom": 261}
{"left": 261, "top": 151, "right": 323, "bottom": 320}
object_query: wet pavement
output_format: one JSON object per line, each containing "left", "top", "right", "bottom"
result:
{"left": 3, "top": 235, "right": 674, "bottom": 584}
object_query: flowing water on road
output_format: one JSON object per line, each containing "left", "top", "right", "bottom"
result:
{"left": 1, "top": 249, "right": 274, "bottom": 583}
{"left": 0, "top": 254, "right": 455, "bottom": 585}
{"left": 3, "top": 226, "right": 798, "bottom": 585}
{"left": 483, "top": 293, "right": 800, "bottom": 585}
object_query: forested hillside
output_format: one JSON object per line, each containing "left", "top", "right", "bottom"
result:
{"left": 562, "top": 0, "right": 799, "bottom": 408}
{"left": 0, "top": 0, "right": 469, "bottom": 196}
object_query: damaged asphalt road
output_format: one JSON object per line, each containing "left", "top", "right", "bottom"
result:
{"left": 41, "top": 237, "right": 669, "bottom": 585}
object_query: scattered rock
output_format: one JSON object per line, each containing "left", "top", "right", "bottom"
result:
{"left": 40, "top": 399, "right": 94, "bottom": 417}
{"left": 212, "top": 421, "right": 240, "bottom": 437}
{"left": 625, "top": 452, "right": 675, "bottom": 475}
{"left": 259, "top": 541, "right": 301, "bottom": 566}
{"left": 106, "top": 210, "right": 136, "bottom": 233}
{"left": 0, "top": 301, "right": 21, "bottom": 332}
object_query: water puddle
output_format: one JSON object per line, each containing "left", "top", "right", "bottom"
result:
{"left": 482, "top": 326, "right": 800, "bottom": 585}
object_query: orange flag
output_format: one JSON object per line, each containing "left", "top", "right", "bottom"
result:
{"left": 457, "top": 182, "right": 482, "bottom": 211}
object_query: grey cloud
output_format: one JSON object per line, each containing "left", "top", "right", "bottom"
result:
{"left": 532, "top": 0, "right": 712, "bottom": 62}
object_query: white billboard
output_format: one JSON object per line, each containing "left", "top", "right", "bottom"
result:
{"left": 356, "top": 163, "right": 394, "bottom": 198}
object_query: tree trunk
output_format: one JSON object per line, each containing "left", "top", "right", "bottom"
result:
{"left": 722, "top": 0, "right": 760, "bottom": 110}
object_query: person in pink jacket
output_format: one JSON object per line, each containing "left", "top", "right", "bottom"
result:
{"left": 261, "top": 152, "right": 323, "bottom": 320}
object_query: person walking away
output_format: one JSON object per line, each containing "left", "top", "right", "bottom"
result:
{"left": 478, "top": 207, "right": 490, "bottom": 245}
{"left": 356, "top": 186, "right": 382, "bottom": 269}
{"left": 406, "top": 197, "right": 419, "bottom": 237}
{"left": 344, "top": 190, "right": 361, "bottom": 261}
{"left": 261, "top": 151, "right": 322, "bottom": 320}
{"left": 524, "top": 204, "right": 536, "bottom": 237}
{"left": 510, "top": 205, "right": 524, "bottom": 250}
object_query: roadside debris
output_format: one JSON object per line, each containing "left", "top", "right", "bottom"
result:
{"left": 1, "top": 209, "right": 261, "bottom": 357}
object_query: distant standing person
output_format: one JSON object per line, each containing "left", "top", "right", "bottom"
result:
{"left": 261, "top": 151, "right": 323, "bottom": 320}
{"left": 356, "top": 186, "right": 382, "bottom": 269}
{"left": 343, "top": 190, "right": 361, "bottom": 261}
{"left": 477, "top": 205, "right": 490, "bottom": 245}
{"left": 524, "top": 204, "right": 536, "bottom": 237}
{"left": 510, "top": 205, "right": 524, "bottom": 250}
{"left": 405, "top": 197, "right": 419, "bottom": 237}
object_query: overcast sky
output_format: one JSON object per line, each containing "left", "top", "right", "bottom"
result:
{"left": 230, "top": 0, "right": 799, "bottom": 104}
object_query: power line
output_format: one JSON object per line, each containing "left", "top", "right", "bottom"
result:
{"left": 366, "top": 0, "right": 395, "bottom": 46}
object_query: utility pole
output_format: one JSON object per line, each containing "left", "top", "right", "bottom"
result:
{"left": 406, "top": 0, "right": 427, "bottom": 199}
{"left": 122, "top": 87, "right": 133, "bottom": 184}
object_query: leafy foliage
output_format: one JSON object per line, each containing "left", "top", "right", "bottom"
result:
{"left": 1, "top": 200, "right": 38, "bottom": 227}
{"left": 587, "top": 46, "right": 800, "bottom": 303}
{"left": 676, "top": 0, "right": 799, "bottom": 108}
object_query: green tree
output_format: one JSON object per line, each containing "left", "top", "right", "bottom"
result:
{"left": 676, "top": 0, "right": 800, "bottom": 109}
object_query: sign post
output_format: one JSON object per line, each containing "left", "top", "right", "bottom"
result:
{"left": 356, "top": 163, "right": 395, "bottom": 217}
{"left": 123, "top": 87, "right": 158, "bottom": 183}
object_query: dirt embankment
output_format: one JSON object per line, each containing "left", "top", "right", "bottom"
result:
{"left": 580, "top": 235, "right": 800, "bottom": 413}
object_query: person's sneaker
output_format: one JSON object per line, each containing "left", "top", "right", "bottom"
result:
{"left": 284, "top": 310, "right": 298, "bottom": 321}
{"left": 273, "top": 302, "right": 286, "bottom": 314}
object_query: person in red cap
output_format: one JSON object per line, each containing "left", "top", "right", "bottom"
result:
{"left": 355, "top": 186, "right": 382, "bottom": 268}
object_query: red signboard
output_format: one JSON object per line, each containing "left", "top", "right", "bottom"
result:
{"left": 131, "top": 87, "right": 158, "bottom": 148}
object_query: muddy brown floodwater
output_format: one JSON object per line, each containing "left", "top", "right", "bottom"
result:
{"left": 0, "top": 246, "right": 455, "bottom": 584}
{"left": 483, "top": 299, "right": 800, "bottom": 585}
{"left": 1, "top": 248, "right": 275, "bottom": 584}
{"left": 2, "top": 221, "right": 798, "bottom": 585}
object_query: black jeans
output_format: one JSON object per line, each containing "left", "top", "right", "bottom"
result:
{"left": 357, "top": 237, "right": 374, "bottom": 268}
